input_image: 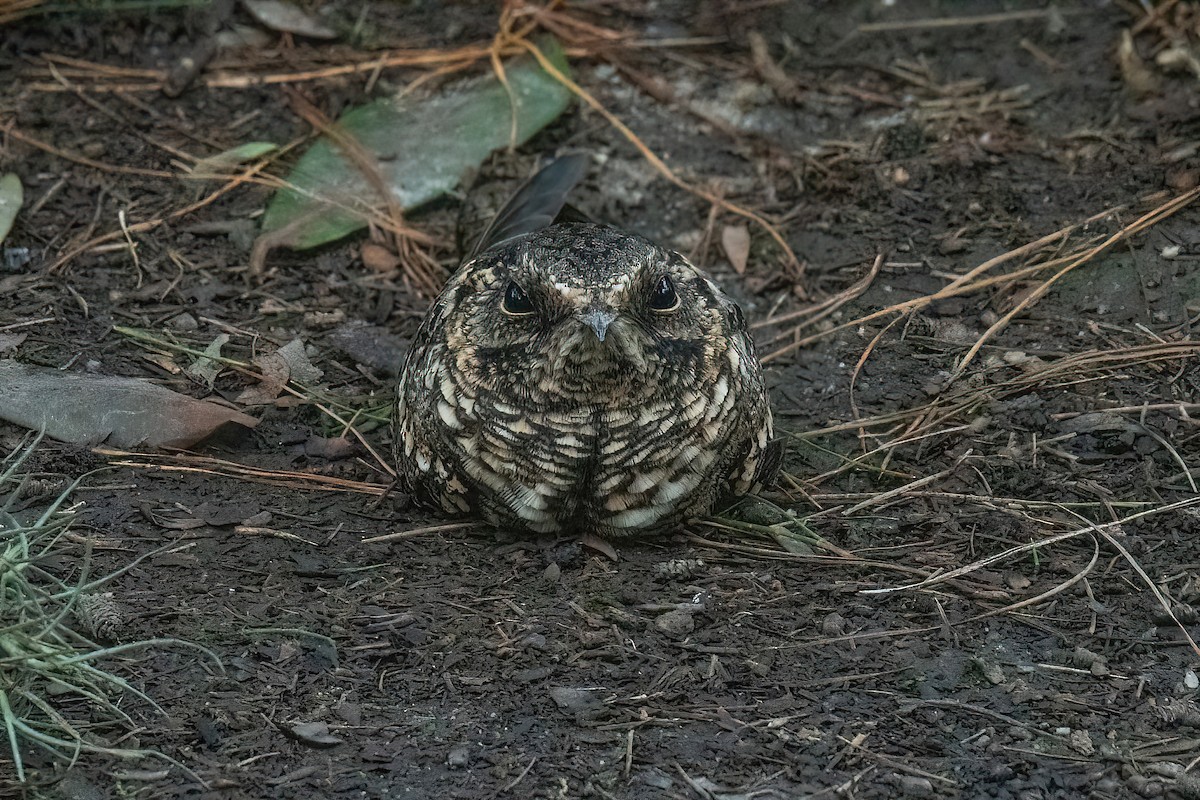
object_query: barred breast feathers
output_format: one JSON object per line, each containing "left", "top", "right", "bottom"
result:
{"left": 393, "top": 159, "right": 777, "bottom": 537}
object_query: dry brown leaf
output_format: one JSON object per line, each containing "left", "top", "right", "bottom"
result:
{"left": 721, "top": 224, "right": 751, "bottom": 274}
{"left": 361, "top": 242, "right": 400, "bottom": 274}
{"left": 237, "top": 339, "right": 323, "bottom": 405}
{"left": 1117, "top": 29, "right": 1161, "bottom": 96}
{"left": 0, "top": 359, "right": 257, "bottom": 448}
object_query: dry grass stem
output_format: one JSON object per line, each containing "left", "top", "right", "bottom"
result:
{"left": 94, "top": 449, "right": 389, "bottom": 496}
{"left": 858, "top": 9, "right": 1077, "bottom": 33}
{"left": 362, "top": 522, "right": 482, "bottom": 543}
{"left": 497, "top": 7, "right": 800, "bottom": 273}
{"left": 862, "top": 495, "right": 1200, "bottom": 598}
{"left": 949, "top": 186, "right": 1200, "bottom": 382}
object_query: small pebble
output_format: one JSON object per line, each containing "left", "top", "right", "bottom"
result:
{"left": 820, "top": 612, "right": 847, "bottom": 636}
{"left": 1069, "top": 729, "right": 1094, "bottom": 756}
{"left": 1173, "top": 771, "right": 1200, "bottom": 799}
{"left": 655, "top": 609, "right": 695, "bottom": 638}
{"left": 895, "top": 775, "right": 934, "bottom": 797}
{"left": 447, "top": 743, "right": 470, "bottom": 768}
{"left": 166, "top": 313, "right": 199, "bottom": 331}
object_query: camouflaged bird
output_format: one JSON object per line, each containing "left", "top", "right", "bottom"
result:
{"left": 393, "top": 155, "right": 780, "bottom": 538}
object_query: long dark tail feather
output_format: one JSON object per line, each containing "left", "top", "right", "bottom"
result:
{"left": 469, "top": 154, "right": 591, "bottom": 259}
{"left": 758, "top": 438, "right": 784, "bottom": 489}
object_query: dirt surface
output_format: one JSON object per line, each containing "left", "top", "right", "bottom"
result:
{"left": 3, "top": 1, "right": 1200, "bottom": 798}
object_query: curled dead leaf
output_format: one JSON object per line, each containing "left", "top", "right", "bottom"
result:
{"left": 721, "top": 224, "right": 751, "bottom": 274}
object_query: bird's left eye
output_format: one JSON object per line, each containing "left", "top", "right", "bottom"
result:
{"left": 648, "top": 275, "right": 679, "bottom": 312}
{"left": 501, "top": 280, "right": 536, "bottom": 315}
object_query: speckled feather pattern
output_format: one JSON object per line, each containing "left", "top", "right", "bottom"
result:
{"left": 394, "top": 223, "right": 778, "bottom": 537}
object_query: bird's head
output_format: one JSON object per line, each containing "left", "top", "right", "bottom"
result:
{"left": 438, "top": 223, "right": 739, "bottom": 402}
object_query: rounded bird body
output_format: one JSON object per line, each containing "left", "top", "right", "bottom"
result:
{"left": 394, "top": 167, "right": 778, "bottom": 538}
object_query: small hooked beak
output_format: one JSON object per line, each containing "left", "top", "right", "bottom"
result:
{"left": 581, "top": 309, "right": 617, "bottom": 342}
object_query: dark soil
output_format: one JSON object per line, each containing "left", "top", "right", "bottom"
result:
{"left": 3, "top": 1, "right": 1200, "bottom": 798}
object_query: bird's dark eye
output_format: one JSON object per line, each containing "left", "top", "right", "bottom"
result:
{"left": 648, "top": 275, "right": 679, "bottom": 312}
{"left": 502, "top": 281, "right": 535, "bottom": 315}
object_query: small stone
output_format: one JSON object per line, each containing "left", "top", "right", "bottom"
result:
{"left": 543, "top": 562, "right": 561, "bottom": 582}
{"left": 512, "top": 666, "right": 554, "bottom": 682}
{"left": 638, "top": 768, "right": 674, "bottom": 789}
{"left": 655, "top": 609, "right": 695, "bottom": 638}
{"left": 938, "top": 234, "right": 967, "bottom": 255}
{"left": 547, "top": 687, "right": 602, "bottom": 712}
{"left": 820, "top": 612, "right": 847, "bottom": 636}
{"left": 895, "top": 774, "right": 934, "bottom": 797}
{"left": 334, "top": 703, "right": 361, "bottom": 725}
{"left": 745, "top": 657, "right": 771, "bottom": 677}
{"left": 655, "top": 558, "right": 704, "bottom": 579}
{"left": 1004, "top": 572, "right": 1031, "bottom": 590}
{"left": 989, "top": 763, "right": 1015, "bottom": 781}
{"left": 972, "top": 657, "right": 1006, "bottom": 686}
{"left": 1127, "top": 774, "right": 1163, "bottom": 798}
{"left": 166, "top": 312, "right": 199, "bottom": 331}
{"left": 1069, "top": 729, "right": 1094, "bottom": 756}
{"left": 1148, "top": 762, "right": 1183, "bottom": 778}
{"left": 521, "top": 633, "right": 547, "bottom": 651}
{"left": 361, "top": 242, "right": 400, "bottom": 273}
{"left": 287, "top": 721, "right": 341, "bottom": 749}
{"left": 1173, "top": 771, "right": 1200, "bottom": 799}
{"left": 1166, "top": 168, "right": 1198, "bottom": 192}
{"left": 447, "top": 743, "right": 470, "bottom": 768}
{"left": 1072, "top": 646, "right": 1106, "bottom": 669}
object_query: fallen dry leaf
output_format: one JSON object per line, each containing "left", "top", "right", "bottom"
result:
{"left": 242, "top": 0, "right": 336, "bottom": 39}
{"left": 0, "top": 359, "right": 258, "bottom": 448}
{"left": 282, "top": 720, "right": 343, "bottom": 749}
{"left": 361, "top": 242, "right": 400, "bottom": 274}
{"left": 721, "top": 224, "right": 751, "bottom": 274}
{"left": 237, "top": 339, "right": 323, "bottom": 405}
{"left": 1117, "top": 29, "right": 1161, "bottom": 97}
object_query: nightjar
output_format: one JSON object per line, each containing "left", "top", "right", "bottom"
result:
{"left": 393, "top": 155, "right": 780, "bottom": 538}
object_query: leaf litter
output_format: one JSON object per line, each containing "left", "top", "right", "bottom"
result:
{"left": 3, "top": 2, "right": 1200, "bottom": 797}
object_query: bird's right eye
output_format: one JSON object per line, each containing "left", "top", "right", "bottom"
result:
{"left": 501, "top": 281, "right": 535, "bottom": 315}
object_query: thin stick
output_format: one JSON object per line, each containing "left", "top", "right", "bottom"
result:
{"left": 859, "top": 10, "right": 1075, "bottom": 33}
{"left": 949, "top": 187, "right": 1200, "bottom": 382}
{"left": 862, "top": 495, "right": 1200, "bottom": 596}
{"left": 509, "top": 36, "right": 800, "bottom": 269}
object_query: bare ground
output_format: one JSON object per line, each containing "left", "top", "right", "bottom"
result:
{"left": 3, "top": 1, "right": 1200, "bottom": 798}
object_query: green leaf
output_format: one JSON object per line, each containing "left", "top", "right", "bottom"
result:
{"left": 0, "top": 173, "right": 24, "bottom": 246}
{"left": 260, "top": 36, "right": 573, "bottom": 250}
{"left": 190, "top": 142, "right": 278, "bottom": 179}
{"left": 185, "top": 333, "right": 230, "bottom": 387}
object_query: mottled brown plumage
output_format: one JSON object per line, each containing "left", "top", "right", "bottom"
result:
{"left": 393, "top": 159, "right": 779, "bottom": 537}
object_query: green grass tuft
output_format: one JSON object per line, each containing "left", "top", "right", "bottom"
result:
{"left": 0, "top": 433, "right": 221, "bottom": 783}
